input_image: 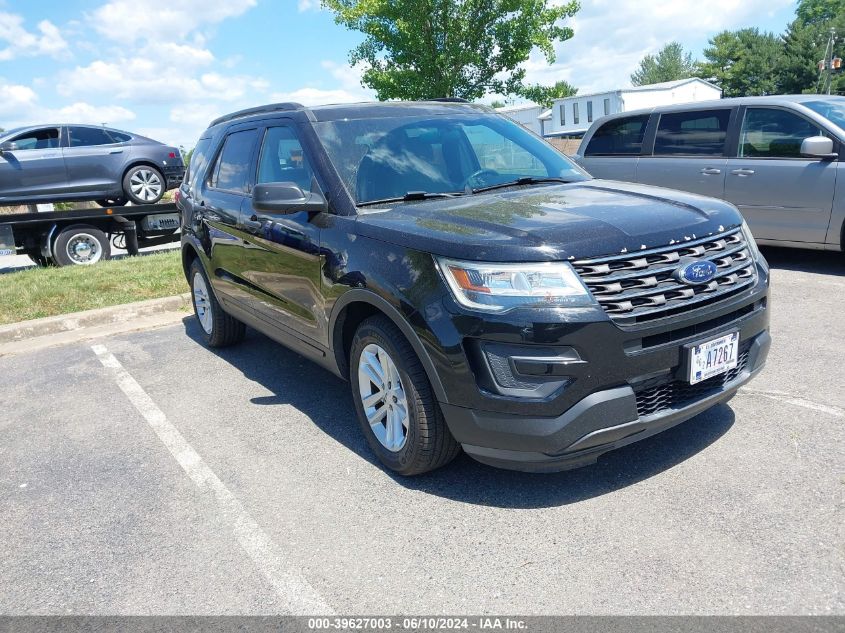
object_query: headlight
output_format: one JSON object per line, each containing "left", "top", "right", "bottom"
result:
{"left": 435, "top": 257, "right": 593, "bottom": 312}
{"left": 740, "top": 220, "right": 761, "bottom": 261}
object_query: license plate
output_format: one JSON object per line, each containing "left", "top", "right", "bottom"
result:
{"left": 688, "top": 331, "right": 739, "bottom": 385}
{"left": 0, "top": 224, "right": 15, "bottom": 256}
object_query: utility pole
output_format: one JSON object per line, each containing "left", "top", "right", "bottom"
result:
{"left": 817, "top": 28, "right": 838, "bottom": 94}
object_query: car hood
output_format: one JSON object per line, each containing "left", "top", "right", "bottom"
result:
{"left": 353, "top": 180, "right": 744, "bottom": 262}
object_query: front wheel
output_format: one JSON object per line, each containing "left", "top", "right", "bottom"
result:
{"left": 189, "top": 259, "right": 245, "bottom": 347}
{"left": 123, "top": 166, "right": 165, "bottom": 205}
{"left": 52, "top": 225, "right": 110, "bottom": 266}
{"left": 350, "top": 316, "right": 460, "bottom": 475}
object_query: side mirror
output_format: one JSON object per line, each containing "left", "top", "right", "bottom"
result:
{"left": 800, "top": 136, "right": 837, "bottom": 159}
{"left": 0, "top": 141, "right": 18, "bottom": 153}
{"left": 252, "top": 182, "right": 328, "bottom": 214}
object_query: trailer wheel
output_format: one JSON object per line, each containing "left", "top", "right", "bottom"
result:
{"left": 96, "top": 198, "right": 127, "bottom": 207}
{"left": 53, "top": 225, "right": 111, "bottom": 266}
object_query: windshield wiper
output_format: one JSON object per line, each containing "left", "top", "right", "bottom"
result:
{"left": 471, "top": 176, "right": 571, "bottom": 194}
{"left": 357, "top": 190, "right": 464, "bottom": 207}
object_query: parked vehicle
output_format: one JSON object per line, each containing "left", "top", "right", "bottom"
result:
{"left": 574, "top": 95, "right": 845, "bottom": 252}
{"left": 0, "top": 124, "right": 185, "bottom": 207}
{"left": 178, "top": 100, "right": 770, "bottom": 475}
{"left": 0, "top": 202, "right": 181, "bottom": 266}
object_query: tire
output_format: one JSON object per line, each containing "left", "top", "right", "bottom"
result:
{"left": 189, "top": 258, "right": 246, "bottom": 347}
{"left": 52, "top": 225, "right": 111, "bottom": 266}
{"left": 96, "top": 197, "right": 127, "bottom": 207}
{"left": 350, "top": 315, "right": 460, "bottom": 475}
{"left": 123, "top": 165, "right": 165, "bottom": 205}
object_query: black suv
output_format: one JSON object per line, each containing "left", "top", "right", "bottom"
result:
{"left": 177, "top": 100, "right": 771, "bottom": 475}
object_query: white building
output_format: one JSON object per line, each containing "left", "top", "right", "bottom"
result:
{"left": 542, "top": 78, "right": 722, "bottom": 138}
{"left": 495, "top": 103, "right": 545, "bottom": 136}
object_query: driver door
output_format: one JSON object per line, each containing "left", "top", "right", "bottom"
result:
{"left": 724, "top": 106, "right": 837, "bottom": 244}
{"left": 0, "top": 127, "right": 67, "bottom": 200}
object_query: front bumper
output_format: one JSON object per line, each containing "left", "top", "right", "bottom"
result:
{"left": 446, "top": 330, "right": 770, "bottom": 472}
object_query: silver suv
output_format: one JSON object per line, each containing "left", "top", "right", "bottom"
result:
{"left": 575, "top": 95, "right": 845, "bottom": 252}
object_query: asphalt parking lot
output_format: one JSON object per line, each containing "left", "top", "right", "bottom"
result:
{"left": 1, "top": 246, "right": 843, "bottom": 616}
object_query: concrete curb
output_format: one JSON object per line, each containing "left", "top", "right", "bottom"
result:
{"left": 0, "top": 293, "right": 192, "bottom": 355}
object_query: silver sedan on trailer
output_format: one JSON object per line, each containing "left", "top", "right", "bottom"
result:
{"left": 0, "top": 124, "right": 185, "bottom": 207}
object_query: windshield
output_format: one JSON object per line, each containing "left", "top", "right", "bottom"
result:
{"left": 313, "top": 112, "right": 589, "bottom": 205}
{"left": 803, "top": 98, "right": 845, "bottom": 131}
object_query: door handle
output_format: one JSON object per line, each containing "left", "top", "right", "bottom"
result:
{"left": 700, "top": 167, "right": 722, "bottom": 175}
{"left": 109, "top": 149, "right": 124, "bottom": 154}
{"left": 731, "top": 168, "right": 755, "bottom": 176}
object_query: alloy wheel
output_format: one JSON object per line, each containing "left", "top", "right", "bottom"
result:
{"left": 357, "top": 343, "right": 409, "bottom": 452}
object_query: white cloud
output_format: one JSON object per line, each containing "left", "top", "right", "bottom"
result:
{"left": 270, "top": 86, "right": 368, "bottom": 106}
{"left": 0, "top": 79, "right": 135, "bottom": 128}
{"left": 298, "top": 0, "right": 322, "bottom": 11}
{"left": 0, "top": 13, "right": 68, "bottom": 61}
{"left": 519, "top": 0, "right": 794, "bottom": 96}
{"left": 88, "top": 0, "right": 257, "bottom": 43}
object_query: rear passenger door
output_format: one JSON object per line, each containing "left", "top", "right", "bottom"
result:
{"left": 636, "top": 108, "right": 734, "bottom": 199}
{"left": 197, "top": 124, "right": 260, "bottom": 309}
{"left": 578, "top": 115, "right": 650, "bottom": 182}
{"left": 723, "top": 106, "right": 836, "bottom": 244}
{"left": 239, "top": 123, "right": 326, "bottom": 343}
{"left": 62, "top": 126, "right": 127, "bottom": 193}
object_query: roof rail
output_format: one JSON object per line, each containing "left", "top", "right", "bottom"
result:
{"left": 426, "top": 97, "right": 469, "bottom": 103}
{"left": 208, "top": 102, "right": 305, "bottom": 128}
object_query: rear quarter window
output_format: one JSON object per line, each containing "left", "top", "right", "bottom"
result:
{"left": 584, "top": 115, "right": 650, "bottom": 156}
{"left": 185, "top": 137, "right": 213, "bottom": 193}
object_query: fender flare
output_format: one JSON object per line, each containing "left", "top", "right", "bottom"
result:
{"left": 329, "top": 289, "right": 448, "bottom": 403}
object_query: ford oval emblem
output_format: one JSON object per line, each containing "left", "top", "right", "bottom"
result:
{"left": 676, "top": 260, "right": 718, "bottom": 285}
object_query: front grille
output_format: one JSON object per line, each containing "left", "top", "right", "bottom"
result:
{"left": 633, "top": 342, "right": 752, "bottom": 418}
{"left": 573, "top": 227, "right": 757, "bottom": 323}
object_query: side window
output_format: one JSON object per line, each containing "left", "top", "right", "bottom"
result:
{"left": 256, "top": 126, "right": 315, "bottom": 191}
{"left": 603, "top": 98, "right": 610, "bottom": 116}
{"left": 573, "top": 103, "right": 580, "bottom": 125}
{"left": 185, "top": 137, "right": 212, "bottom": 194}
{"left": 584, "top": 115, "right": 650, "bottom": 156}
{"left": 68, "top": 126, "right": 116, "bottom": 147}
{"left": 654, "top": 109, "right": 732, "bottom": 156}
{"left": 559, "top": 104, "right": 565, "bottom": 126}
{"left": 10, "top": 128, "right": 60, "bottom": 150}
{"left": 587, "top": 101, "right": 593, "bottom": 123}
{"left": 739, "top": 108, "right": 824, "bottom": 158}
{"left": 209, "top": 129, "right": 259, "bottom": 193}
{"left": 106, "top": 131, "right": 132, "bottom": 143}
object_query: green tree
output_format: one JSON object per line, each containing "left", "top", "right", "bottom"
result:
{"left": 519, "top": 79, "right": 577, "bottom": 108}
{"left": 630, "top": 42, "right": 698, "bottom": 86}
{"left": 777, "top": 20, "right": 825, "bottom": 93}
{"left": 796, "top": 0, "right": 845, "bottom": 25}
{"left": 699, "top": 28, "right": 783, "bottom": 97}
{"left": 322, "top": 0, "right": 580, "bottom": 101}
{"left": 490, "top": 99, "right": 506, "bottom": 109}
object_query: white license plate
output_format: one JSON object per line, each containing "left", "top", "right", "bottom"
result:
{"left": 688, "top": 331, "right": 739, "bottom": 385}
{"left": 0, "top": 224, "right": 15, "bottom": 256}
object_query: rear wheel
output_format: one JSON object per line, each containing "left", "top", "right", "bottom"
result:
{"left": 123, "top": 166, "right": 165, "bottom": 205}
{"left": 350, "top": 315, "right": 460, "bottom": 475}
{"left": 52, "top": 225, "right": 110, "bottom": 266}
{"left": 189, "top": 259, "right": 245, "bottom": 347}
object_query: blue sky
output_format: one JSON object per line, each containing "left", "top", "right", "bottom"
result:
{"left": 0, "top": 0, "right": 799, "bottom": 148}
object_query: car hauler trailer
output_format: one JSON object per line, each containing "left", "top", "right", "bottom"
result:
{"left": 0, "top": 203, "right": 180, "bottom": 266}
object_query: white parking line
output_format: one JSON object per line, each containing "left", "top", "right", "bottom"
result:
{"left": 738, "top": 387, "right": 844, "bottom": 418}
{"left": 91, "top": 343, "right": 333, "bottom": 615}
